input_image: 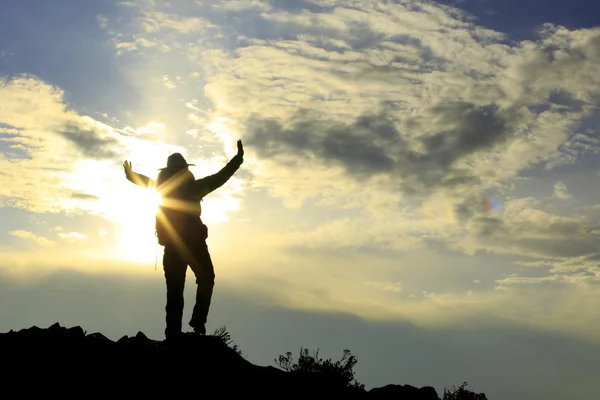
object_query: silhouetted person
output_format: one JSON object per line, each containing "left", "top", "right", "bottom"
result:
{"left": 123, "top": 140, "right": 244, "bottom": 340}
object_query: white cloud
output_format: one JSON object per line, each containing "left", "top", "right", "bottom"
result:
{"left": 495, "top": 275, "right": 561, "bottom": 286}
{"left": 9, "top": 230, "right": 54, "bottom": 246}
{"left": 141, "top": 10, "right": 208, "bottom": 34}
{"left": 0, "top": 75, "right": 125, "bottom": 213}
{"left": 365, "top": 281, "right": 403, "bottom": 293}
{"left": 194, "top": 6, "right": 600, "bottom": 218}
{"left": 554, "top": 181, "right": 571, "bottom": 199}
{"left": 58, "top": 232, "right": 88, "bottom": 242}
{"left": 113, "top": 36, "right": 170, "bottom": 54}
{"left": 207, "top": 0, "right": 271, "bottom": 12}
{"left": 513, "top": 260, "right": 556, "bottom": 268}
{"left": 162, "top": 75, "right": 176, "bottom": 88}
{"left": 97, "top": 15, "right": 109, "bottom": 29}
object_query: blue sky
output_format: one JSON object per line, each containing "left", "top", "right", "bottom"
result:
{"left": 1, "top": 1, "right": 600, "bottom": 398}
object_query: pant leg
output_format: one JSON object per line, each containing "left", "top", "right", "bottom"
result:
{"left": 187, "top": 239, "right": 215, "bottom": 329}
{"left": 162, "top": 246, "right": 188, "bottom": 337}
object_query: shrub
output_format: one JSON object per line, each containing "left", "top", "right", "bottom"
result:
{"left": 275, "top": 348, "right": 365, "bottom": 390}
{"left": 212, "top": 326, "right": 244, "bottom": 357}
{"left": 443, "top": 382, "right": 488, "bottom": 400}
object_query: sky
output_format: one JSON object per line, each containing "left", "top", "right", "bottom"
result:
{"left": 1, "top": 0, "right": 600, "bottom": 398}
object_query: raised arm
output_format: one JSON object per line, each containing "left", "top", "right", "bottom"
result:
{"left": 193, "top": 140, "right": 244, "bottom": 198}
{"left": 123, "top": 160, "right": 155, "bottom": 189}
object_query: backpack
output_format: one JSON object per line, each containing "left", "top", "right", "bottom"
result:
{"left": 155, "top": 167, "right": 206, "bottom": 247}
{"left": 155, "top": 207, "right": 208, "bottom": 247}
{"left": 155, "top": 206, "right": 176, "bottom": 247}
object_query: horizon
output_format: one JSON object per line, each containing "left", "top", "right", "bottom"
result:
{"left": 1, "top": 1, "right": 600, "bottom": 398}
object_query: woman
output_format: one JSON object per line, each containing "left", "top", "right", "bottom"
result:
{"left": 123, "top": 140, "right": 244, "bottom": 340}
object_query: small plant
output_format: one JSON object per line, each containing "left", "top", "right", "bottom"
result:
{"left": 275, "top": 348, "right": 365, "bottom": 390}
{"left": 443, "top": 382, "right": 488, "bottom": 400}
{"left": 212, "top": 326, "right": 244, "bottom": 357}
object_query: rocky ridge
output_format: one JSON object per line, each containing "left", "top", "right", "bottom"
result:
{"left": 1, "top": 323, "right": 440, "bottom": 399}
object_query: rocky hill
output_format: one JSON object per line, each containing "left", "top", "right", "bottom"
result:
{"left": 1, "top": 323, "right": 441, "bottom": 399}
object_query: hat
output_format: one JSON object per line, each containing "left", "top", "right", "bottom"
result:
{"left": 159, "top": 153, "right": 195, "bottom": 170}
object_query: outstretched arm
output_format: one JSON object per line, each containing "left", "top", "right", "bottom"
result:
{"left": 194, "top": 140, "right": 244, "bottom": 198}
{"left": 123, "top": 160, "right": 155, "bottom": 189}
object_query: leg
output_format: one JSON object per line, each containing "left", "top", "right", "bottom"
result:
{"left": 187, "top": 240, "right": 215, "bottom": 334}
{"left": 162, "top": 246, "right": 187, "bottom": 339}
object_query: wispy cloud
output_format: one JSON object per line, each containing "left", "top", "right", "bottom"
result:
{"left": 365, "top": 280, "right": 403, "bottom": 293}
{"left": 9, "top": 230, "right": 54, "bottom": 246}
{"left": 58, "top": 232, "right": 88, "bottom": 242}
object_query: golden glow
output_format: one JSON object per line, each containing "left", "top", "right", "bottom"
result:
{"left": 113, "top": 171, "right": 202, "bottom": 263}
{"left": 112, "top": 189, "right": 163, "bottom": 262}
{"left": 62, "top": 149, "right": 242, "bottom": 263}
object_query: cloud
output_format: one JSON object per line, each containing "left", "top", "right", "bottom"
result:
{"left": 495, "top": 275, "right": 562, "bottom": 286}
{"left": 194, "top": 9, "right": 599, "bottom": 213}
{"left": 141, "top": 10, "right": 208, "bottom": 34}
{"left": 0, "top": 75, "right": 128, "bottom": 213}
{"left": 9, "top": 230, "right": 54, "bottom": 246}
{"left": 245, "top": 109, "right": 397, "bottom": 177}
{"left": 162, "top": 75, "right": 176, "bottom": 89}
{"left": 71, "top": 192, "right": 100, "bottom": 201}
{"left": 104, "top": 0, "right": 596, "bottom": 269}
{"left": 114, "top": 37, "right": 170, "bottom": 54}
{"left": 210, "top": 5, "right": 599, "bottom": 254}
{"left": 58, "top": 122, "right": 121, "bottom": 160}
{"left": 97, "top": 15, "right": 109, "bottom": 29}
{"left": 58, "top": 232, "right": 88, "bottom": 242}
{"left": 107, "top": 7, "right": 214, "bottom": 55}
{"left": 460, "top": 205, "right": 593, "bottom": 253}
{"left": 207, "top": 0, "right": 271, "bottom": 12}
{"left": 365, "top": 281, "right": 403, "bottom": 293}
{"left": 554, "top": 181, "right": 571, "bottom": 199}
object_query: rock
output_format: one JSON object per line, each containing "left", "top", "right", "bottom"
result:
{"left": 369, "top": 384, "right": 440, "bottom": 399}
{"left": 86, "top": 332, "right": 109, "bottom": 341}
{"left": 49, "top": 322, "right": 62, "bottom": 330}
{"left": 419, "top": 386, "right": 440, "bottom": 399}
{"left": 0, "top": 323, "right": 443, "bottom": 399}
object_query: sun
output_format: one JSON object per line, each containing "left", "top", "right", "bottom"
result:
{"left": 112, "top": 189, "right": 163, "bottom": 264}
{"left": 60, "top": 158, "right": 165, "bottom": 265}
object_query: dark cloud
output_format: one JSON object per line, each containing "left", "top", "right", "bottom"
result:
{"left": 267, "top": 0, "right": 332, "bottom": 13}
{"left": 71, "top": 192, "right": 100, "bottom": 201}
{"left": 420, "top": 103, "right": 511, "bottom": 164}
{"left": 454, "top": 202, "right": 479, "bottom": 224}
{"left": 246, "top": 109, "right": 397, "bottom": 176}
{"left": 245, "top": 102, "right": 517, "bottom": 197}
{"left": 57, "top": 122, "right": 120, "bottom": 159}
{"left": 516, "top": 237, "right": 600, "bottom": 259}
{"left": 544, "top": 90, "right": 587, "bottom": 114}
{"left": 469, "top": 214, "right": 600, "bottom": 259}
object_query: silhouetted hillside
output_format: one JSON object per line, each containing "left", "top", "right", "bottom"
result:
{"left": 0, "top": 323, "right": 480, "bottom": 399}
